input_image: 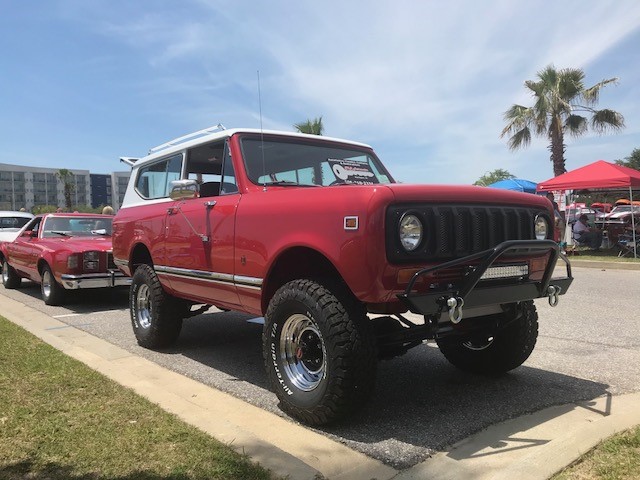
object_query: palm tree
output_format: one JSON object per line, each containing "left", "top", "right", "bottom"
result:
{"left": 501, "top": 65, "right": 625, "bottom": 177}
{"left": 56, "top": 168, "right": 75, "bottom": 211}
{"left": 294, "top": 117, "right": 324, "bottom": 135}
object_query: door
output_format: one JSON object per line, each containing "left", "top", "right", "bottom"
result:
{"left": 163, "top": 192, "right": 240, "bottom": 306}
{"left": 7, "top": 217, "right": 43, "bottom": 280}
{"left": 161, "top": 139, "right": 241, "bottom": 307}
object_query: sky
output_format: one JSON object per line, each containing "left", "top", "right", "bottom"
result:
{"left": 2, "top": 0, "right": 640, "bottom": 185}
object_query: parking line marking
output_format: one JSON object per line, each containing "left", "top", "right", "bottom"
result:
{"left": 45, "top": 323, "right": 93, "bottom": 330}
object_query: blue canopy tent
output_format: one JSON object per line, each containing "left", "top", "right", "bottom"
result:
{"left": 488, "top": 178, "right": 538, "bottom": 194}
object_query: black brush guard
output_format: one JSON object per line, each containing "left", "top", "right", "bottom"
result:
{"left": 398, "top": 240, "right": 573, "bottom": 320}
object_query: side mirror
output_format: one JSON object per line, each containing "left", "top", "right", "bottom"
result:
{"left": 170, "top": 179, "right": 199, "bottom": 201}
{"left": 22, "top": 230, "right": 36, "bottom": 238}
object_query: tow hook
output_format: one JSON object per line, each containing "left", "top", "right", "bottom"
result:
{"left": 547, "top": 285, "right": 561, "bottom": 307}
{"left": 447, "top": 296, "right": 465, "bottom": 324}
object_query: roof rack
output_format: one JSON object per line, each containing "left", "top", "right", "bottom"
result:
{"left": 148, "top": 123, "right": 226, "bottom": 154}
{"left": 119, "top": 157, "right": 139, "bottom": 167}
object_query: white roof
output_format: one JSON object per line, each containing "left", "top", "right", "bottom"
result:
{"left": 131, "top": 127, "right": 373, "bottom": 167}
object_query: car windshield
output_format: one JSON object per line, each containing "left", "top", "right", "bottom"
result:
{"left": 610, "top": 205, "right": 640, "bottom": 214}
{"left": 42, "top": 216, "right": 112, "bottom": 237}
{"left": 240, "top": 135, "right": 394, "bottom": 186}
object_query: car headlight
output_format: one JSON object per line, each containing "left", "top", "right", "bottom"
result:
{"left": 399, "top": 213, "right": 423, "bottom": 251}
{"left": 534, "top": 215, "right": 549, "bottom": 240}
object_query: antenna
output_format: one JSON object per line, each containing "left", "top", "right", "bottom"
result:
{"left": 258, "top": 70, "right": 267, "bottom": 191}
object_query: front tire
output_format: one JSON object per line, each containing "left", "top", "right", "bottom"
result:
{"left": 130, "top": 264, "right": 183, "bottom": 349}
{"left": 263, "top": 279, "right": 377, "bottom": 425}
{"left": 436, "top": 301, "right": 539, "bottom": 374}
{"left": 41, "top": 265, "right": 66, "bottom": 305}
{"left": 1, "top": 261, "right": 21, "bottom": 289}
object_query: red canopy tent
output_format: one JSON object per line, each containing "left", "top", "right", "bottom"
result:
{"left": 537, "top": 160, "right": 640, "bottom": 191}
{"left": 537, "top": 160, "right": 640, "bottom": 257}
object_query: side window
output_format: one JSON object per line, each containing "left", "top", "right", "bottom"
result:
{"left": 186, "top": 141, "right": 224, "bottom": 197}
{"left": 220, "top": 142, "right": 239, "bottom": 194}
{"left": 24, "top": 218, "right": 41, "bottom": 235}
{"left": 135, "top": 154, "right": 183, "bottom": 199}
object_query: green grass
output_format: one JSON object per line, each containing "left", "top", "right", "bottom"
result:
{"left": 552, "top": 425, "right": 640, "bottom": 479}
{"left": 566, "top": 246, "right": 640, "bottom": 263}
{"left": 0, "top": 316, "right": 278, "bottom": 480}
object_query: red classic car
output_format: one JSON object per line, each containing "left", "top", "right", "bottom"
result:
{"left": 0, "top": 213, "right": 130, "bottom": 305}
{"left": 594, "top": 205, "right": 640, "bottom": 242}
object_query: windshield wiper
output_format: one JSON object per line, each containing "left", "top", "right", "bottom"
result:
{"left": 91, "top": 229, "right": 110, "bottom": 236}
{"left": 49, "top": 231, "right": 70, "bottom": 237}
{"left": 261, "top": 181, "right": 319, "bottom": 187}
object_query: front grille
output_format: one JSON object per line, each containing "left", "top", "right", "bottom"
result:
{"left": 386, "top": 204, "right": 550, "bottom": 263}
{"left": 107, "top": 252, "right": 117, "bottom": 270}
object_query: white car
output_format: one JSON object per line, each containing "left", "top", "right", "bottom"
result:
{"left": 0, "top": 211, "right": 35, "bottom": 243}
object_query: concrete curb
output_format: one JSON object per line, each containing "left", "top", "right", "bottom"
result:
{"left": 3, "top": 292, "right": 639, "bottom": 480}
{"left": 569, "top": 258, "right": 640, "bottom": 270}
{"left": 395, "top": 393, "right": 640, "bottom": 480}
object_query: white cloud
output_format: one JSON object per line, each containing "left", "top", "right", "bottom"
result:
{"left": 6, "top": 0, "right": 640, "bottom": 182}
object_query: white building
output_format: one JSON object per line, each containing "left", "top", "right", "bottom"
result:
{"left": 0, "top": 163, "right": 129, "bottom": 212}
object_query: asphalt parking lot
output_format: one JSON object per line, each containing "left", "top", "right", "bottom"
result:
{"left": 2, "top": 265, "right": 639, "bottom": 469}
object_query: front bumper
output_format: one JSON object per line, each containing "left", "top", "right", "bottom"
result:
{"left": 60, "top": 270, "right": 132, "bottom": 290}
{"left": 398, "top": 240, "right": 573, "bottom": 317}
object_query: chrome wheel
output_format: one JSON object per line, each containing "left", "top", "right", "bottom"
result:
{"left": 41, "top": 269, "right": 52, "bottom": 300}
{"left": 280, "top": 313, "right": 326, "bottom": 392}
{"left": 463, "top": 336, "right": 494, "bottom": 351}
{"left": 1, "top": 263, "right": 8, "bottom": 284}
{"left": 135, "top": 283, "right": 152, "bottom": 329}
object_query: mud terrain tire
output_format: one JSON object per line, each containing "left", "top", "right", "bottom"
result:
{"left": 263, "top": 279, "right": 377, "bottom": 425}
{"left": 436, "top": 301, "right": 538, "bottom": 374}
{"left": 130, "top": 264, "right": 184, "bottom": 349}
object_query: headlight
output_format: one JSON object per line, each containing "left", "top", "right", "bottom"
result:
{"left": 534, "top": 215, "right": 549, "bottom": 240}
{"left": 67, "top": 254, "right": 79, "bottom": 269}
{"left": 399, "top": 213, "right": 423, "bottom": 251}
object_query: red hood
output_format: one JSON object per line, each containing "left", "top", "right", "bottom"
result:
{"left": 40, "top": 236, "right": 113, "bottom": 251}
{"left": 381, "top": 183, "right": 550, "bottom": 209}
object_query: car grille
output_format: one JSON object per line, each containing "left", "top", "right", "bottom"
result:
{"left": 386, "top": 204, "right": 549, "bottom": 263}
{"left": 107, "top": 252, "right": 117, "bottom": 270}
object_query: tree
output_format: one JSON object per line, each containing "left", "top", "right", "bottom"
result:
{"left": 294, "top": 116, "right": 324, "bottom": 135}
{"left": 56, "top": 168, "right": 75, "bottom": 211}
{"left": 501, "top": 65, "right": 625, "bottom": 177}
{"left": 474, "top": 169, "right": 515, "bottom": 187}
{"left": 615, "top": 148, "right": 640, "bottom": 171}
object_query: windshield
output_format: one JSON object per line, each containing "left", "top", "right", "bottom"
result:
{"left": 610, "top": 205, "right": 640, "bottom": 214}
{"left": 240, "top": 136, "right": 394, "bottom": 186}
{"left": 43, "top": 216, "right": 113, "bottom": 238}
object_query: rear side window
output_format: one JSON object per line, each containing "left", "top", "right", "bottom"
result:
{"left": 135, "top": 154, "right": 183, "bottom": 199}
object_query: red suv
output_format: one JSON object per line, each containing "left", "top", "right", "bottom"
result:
{"left": 113, "top": 125, "right": 572, "bottom": 425}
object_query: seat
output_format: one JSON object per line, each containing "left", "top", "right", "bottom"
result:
{"left": 220, "top": 182, "right": 238, "bottom": 194}
{"left": 617, "top": 234, "right": 639, "bottom": 257}
{"left": 199, "top": 181, "right": 220, "bottom": 197}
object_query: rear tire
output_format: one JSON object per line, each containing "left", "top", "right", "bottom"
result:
{"left": 130, "top": 264, "right": 183, "bottom": 349}
{"left": 263, "top": 279, "right": 377, "bottom": 425}
{"left": 436, "top": 301, "right": 538, "bottom": 374}
{"left": 41, "top": 264, "right": 66, "bottom": 305}
{"left": 1, "top": 261, "right": 21, "bottom": 289}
